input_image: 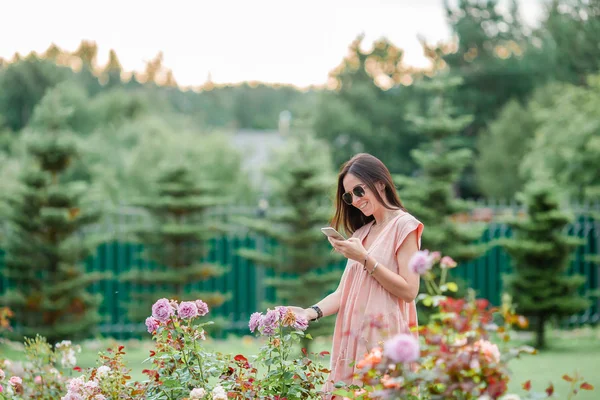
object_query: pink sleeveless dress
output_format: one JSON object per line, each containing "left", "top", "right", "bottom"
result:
{"left": 322, "top": 212, "right": 423, "bottom": 397}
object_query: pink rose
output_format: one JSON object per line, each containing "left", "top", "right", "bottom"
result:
{"left": 383, "top": 333, "right": 420, "bottom": 363}
{"left": 275, "top": 306, "right": 288, "bottom": 319}
{"left": 152, "top": 298, "right": 174, "bottom": 322}
{"left": 440, "top": 256, "right": 457, "bottom": 269}
{"left": 178, "top": 301, "right": 199, "bottom": 319}
{"left": 195, "top": 300, "right": 209, "bottom": 316}
{"left": 63, "top": 393, "right": 84, "bottom": 400}
{"left": 408, "top": 250, "right": 434, "bottom": 275}
{"left": 249, "top": 312, "right": 262, "bottom": 333}
{"left": 0, "top": 384, "right": 3, "bottom": 393}
{"left": 145, "top": 317, "right": 160, "bottom": 334}
{"left": 9, "top": 376, "right": 22, "bottom": 386}
{"left": 292, "top": 315, "right": 309, "bottom": 331}
{"left": 34, "top": 376, "right": 42, "bottom": 384}
{"left": 475, "top": 339, "right": 501, "bottom": 364}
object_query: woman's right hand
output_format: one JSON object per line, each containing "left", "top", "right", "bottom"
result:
{"left": 287, "top": 306, "right": 316, "bottom": 321}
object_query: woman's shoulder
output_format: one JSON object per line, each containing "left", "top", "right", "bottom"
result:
{"left": 392, "top": 212, "right": 424, "bottom": 250}
{"left": 397, "top": 211, "right": 422, "bottom": 227}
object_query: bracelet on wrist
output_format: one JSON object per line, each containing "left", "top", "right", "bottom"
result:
{"left": 369, "top": 261, "right": 379, "bottom": 276}
{"left": 310, "top": 305, "right": 323, "bottom": 321}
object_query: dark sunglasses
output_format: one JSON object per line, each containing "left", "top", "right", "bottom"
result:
{"left": 342, "top": 184, "right": 366, "bottom": 205}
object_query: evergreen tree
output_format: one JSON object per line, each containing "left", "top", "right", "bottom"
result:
{"left": 101, "top": 49, "right": 123, "bottom": 88}
{"left": 236, "top": 132, "right": 341, "bottom": 351}
{"left": 0, "top": 87, "right": 105, "bottom": 343}
{"left": 121, "top": 164, "right": 230, "bottom": 323}
{"left": 396, "top": 75, "right": 486, "bottom": 323}
{"left": 313, "top": 34, "right": 423, "bottom": 176}
{"left": 398, "top": 75, "right": 485, "bottom": 263}
{"left": 500, "top": 180, "right": 590, "bottom": 349}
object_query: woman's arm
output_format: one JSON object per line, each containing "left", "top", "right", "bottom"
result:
{"left": 328, "top": 230, "right": 420, "bottom": 303}
{"left": 363, "top": 230, "right": 420, "bottom": 302}
{"left": 303, "top": 289, "right": 342, "bottom": 320}
{"left": 287, "top": 276, "right": 344, "bottom": 321}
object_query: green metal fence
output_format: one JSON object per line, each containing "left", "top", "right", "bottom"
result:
{"left": 1, "top": 204, "right": 598, "bottom": 339}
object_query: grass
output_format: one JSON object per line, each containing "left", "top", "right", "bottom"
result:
{"left": 1, "top": 329, "right": 597, "bottom": 398}
{"left": 506, "top": 329, "right": 600, "bottom": 400}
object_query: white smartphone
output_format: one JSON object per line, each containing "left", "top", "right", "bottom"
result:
{"left": 321, "top": 227, "right": 346, "bottom": 241}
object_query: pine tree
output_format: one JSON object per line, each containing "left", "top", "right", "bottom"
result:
{"left": 0, "top": 87, "right": 105, "bottom": 343}
{"left": 500, "top": 180, "right": 590, "bottom": 349}
{"left": 396, "top": 75, "right": 486, "bottom": 323}
{"left": 121, "top": 164, "right": 230, "bottom": 323}
{"left": 397, "top": 75, "right": 485, "bottom": 264}
{"left": 101, "top": 49, "right": 123, "bottom": 88}
{"left": 236, "top": 132, "right": 341, "bottom": 351}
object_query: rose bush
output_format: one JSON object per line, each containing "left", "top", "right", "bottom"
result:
{"left": 0, "top": 336, "right": 79, "bottom": 399}
{"left": 1, "top": 256, "right": 595, "bottom": 399}
{"left": 217, "top": 306, "right": 328, "bottom": 398}
{"left": 333, "top": 250, "right": 595, "bottom": 400}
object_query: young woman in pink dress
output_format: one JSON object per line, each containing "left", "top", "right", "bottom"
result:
{"left": 288, "top": 153, "right": 423, "bottom": 398}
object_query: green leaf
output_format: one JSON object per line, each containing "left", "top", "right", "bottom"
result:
{"left": 305, "top": 333, "right": 313, "bottom": 340}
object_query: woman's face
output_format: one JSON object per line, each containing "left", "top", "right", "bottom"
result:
{"left": 342, "top": 173, "right": 381, "bottom": 216}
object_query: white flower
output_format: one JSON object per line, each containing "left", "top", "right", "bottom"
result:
{"left": 190, "top": 387, "right": 207, "bottom": 399}
{"left": 56, "top": 340, "right": 72, "bottom": 349}
{"left": 93, "top": 395, "right": 106, "bottom": 400}
{"left": 67, "top": 376, "right": 85, "bottom": 393}
{"left": 212, "top": 385, "right": 227, "bottom": 400}
{"left": 61, "top": 393, "right": 84, "bottom": 400}
{"left": 84, "top": 380, "right": 99, "bottom": 393}
{"left": 96, "top": 366, "right": 111, "bottom": 379}
{"left": 500, "top": 395, "right": 521, "bottom": 400}
{"left": 61, "top": 349, "right": 77, "bottom": 368}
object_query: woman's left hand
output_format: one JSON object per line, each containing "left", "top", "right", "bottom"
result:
{"left": 328, "top": 237, "right": 367, "bottom": 263}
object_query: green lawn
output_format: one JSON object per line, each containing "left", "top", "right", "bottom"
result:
{"left": 1, "top": 330, "right": 597, "bottom": 399}
{"left": 506, "top": 330, "right": 599, "bottom": 400}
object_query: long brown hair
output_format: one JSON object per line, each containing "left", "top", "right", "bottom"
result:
{"left": 331, "top": 153, "right": 406, "bottom": 235}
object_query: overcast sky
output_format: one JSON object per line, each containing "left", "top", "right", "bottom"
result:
{"left": 0, "top": 0, "right": 544, "bottom": 87}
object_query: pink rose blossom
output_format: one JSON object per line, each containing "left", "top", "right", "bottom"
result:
{"left": 440, "top": 256, "right": 457, "bottom": 269}
{"left": 9, "top": 376, "right": 22, "bottom": 386}
{"left": 408, "top": 250, "right": 434, "bottom": 275}
{"left": 195, "top": 300, "right": 209, "bottom": 316}
{"left": 0, "top": 384, "right": 3, "bottom": 393}
{"left": 262, "top": 309, "right": 279, "bottom": 326}
{"left": 34, "top": 376, "right": 42, "bottom": 384}
{"left": 249, "top": 312, "right": 262, "bottom": 333}
{"left": 84, "top": 380, "right": 99, "bottom": 393}
{"left": 292, "top": 315, "right": 309, "bottom": 331}
{"left": 275, "top": 306, "right": 288, "bottom": 319}
{"left": 145, "top": 317, "right": 160, "bottom": 333}
{"left": 152, "top": 298, "right": 174, "bottom": 322}
{"left": 67, "top": 376, "right": 85, "bottom": 393}
{"left": 62, "top": 393, "right": 84, "bottom": 400}
{"left": 261, "top": 322, "right": 276, "bottom": 336}
{"left": 383, "top": 333, "right": 420, "bottom": 363}
{"left": 475, "top": 339, "right": 501, "bottom": 364}
{"left": 178, "top": 301, "right": 199, "bottom": 319}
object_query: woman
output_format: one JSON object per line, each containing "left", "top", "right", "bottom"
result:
{"left": 288, "top": 153, "right": 423, "bottom": 398}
